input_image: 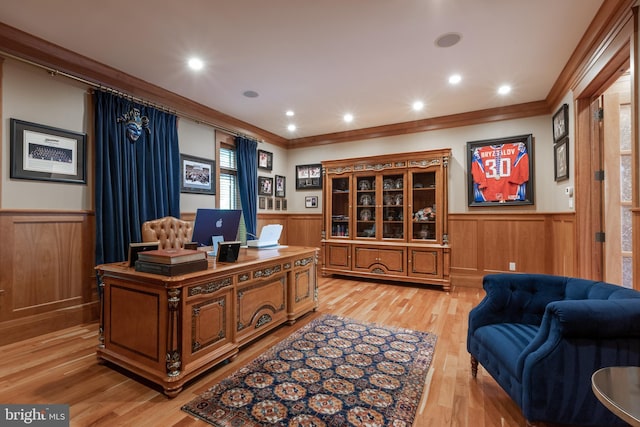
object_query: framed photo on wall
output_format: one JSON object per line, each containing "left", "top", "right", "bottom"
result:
{"left": 552, "top": 104, "right": 568, "bottom": 143}
{"left": 179, "top": 153, "right": 215, "bottom": 194}
{"left": 258, "top": 176, "right": 273, "bottom": 196}
{"left": 258, "top": 149, "right": 273, "bottom": 171}
{"left": 10, "top": 118, "right": 87, "bottom": 184}
{"left": 296, "top": 164, "right": 322, "bottom": 190}
{"left": 554, "top": 137, "right": 569, "bottom": 181}
{"left": 275, "top": 175, "right": 286, "bottom": 197}
{"left": 305, "top": 196, "right": 318, "bottom": 208}
{"left": 467, "top": 134, "right": 534, "bottom": 207}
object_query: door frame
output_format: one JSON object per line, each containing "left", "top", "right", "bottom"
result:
{"left": 573, "top": 6, "right": 637, "bottom": 285}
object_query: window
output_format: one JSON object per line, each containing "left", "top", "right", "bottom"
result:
{"left": 219, "top": 145, "right": 238, "bottom": 210}
{"left": 219, "top": 143, "right": 246, "bottom": 242}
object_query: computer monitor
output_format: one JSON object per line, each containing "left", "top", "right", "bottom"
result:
{"left": 192, "top": 209, "right": 242, "bottom": 246}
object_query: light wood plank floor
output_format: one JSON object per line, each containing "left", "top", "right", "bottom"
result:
{"left": 0, "top": 277, "right": 545, "bottom": 426}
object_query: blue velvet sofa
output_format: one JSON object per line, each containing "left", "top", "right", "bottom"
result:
{"left": 467, "top": 273, "right": 640, "bottom": 426}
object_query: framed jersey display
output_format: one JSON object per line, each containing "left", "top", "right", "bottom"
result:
{"left": 467, "top": 134, "right": 534, "bottom": 207}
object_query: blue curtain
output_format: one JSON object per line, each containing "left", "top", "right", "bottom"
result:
{"left": 236, "top": 136, "right": 258, "bottom": 240}
{"left": 94, "top": 91, "right": 181, "bottom": 265}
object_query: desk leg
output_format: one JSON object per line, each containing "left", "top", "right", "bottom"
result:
{"left": 166, "top": 288, "right": 181, "bottom": 378}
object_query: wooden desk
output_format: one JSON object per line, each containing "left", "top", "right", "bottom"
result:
{"left": 592, "top": 366, "right": 640, "bottom": 426}
{"left": 96, "top": 246, "right": 318, "bottom": 397}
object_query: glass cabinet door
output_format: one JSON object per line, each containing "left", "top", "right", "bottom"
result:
{"left": 355, "top": 175, "right": 376, "bottom": 239}
{"left": 329, "top": 176, "right": 351, "bottom": 238}
{"left": 381, "top": 172, "right": 405, "bottom": 240}
{"left": 410, "top": 170, "right": 438, "bottom": 241}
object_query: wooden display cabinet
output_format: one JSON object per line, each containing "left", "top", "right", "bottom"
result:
{"left": 322, "top": 150, "right": 451, "bottom": 290}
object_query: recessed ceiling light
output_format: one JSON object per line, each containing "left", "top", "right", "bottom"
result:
{"left": 243, "top": 90, "right": 259, "bottom": 98}
{"left": 287, "top": 124, "right": 297, "bottom": 132}
{"left": 286, "top": 110, "right": 295, "bottom": 117}
{"left": 412, "top": 101, "right": 424, "bottom": 111}
{"left": 498, "top": 85, "right": 511, "bottom": 95}
{"left": 187, "top": 57, "right": 204, "bottom": 71}
{"left": 343, "top": 113, "right": 354, "bottom": 123}
{"left": 435, "top": 32, "right": 462, "bottom": 48}
{"left": 449, "top": 74, "right": 462, "bottom": 85}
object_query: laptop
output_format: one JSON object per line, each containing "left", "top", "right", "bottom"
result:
{"left": 247, "top": 224, "right": 283, "bottom": 248}
{"left": 192, "top": 209, "right": 242, "bottom": 246}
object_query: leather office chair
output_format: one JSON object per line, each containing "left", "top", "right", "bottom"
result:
{"left": 141, "top": 216, "right": 194, "bottom": 249}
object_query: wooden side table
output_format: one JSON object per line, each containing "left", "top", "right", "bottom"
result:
{"left": 592, "top": 366, "right": 640, "bottom": 426}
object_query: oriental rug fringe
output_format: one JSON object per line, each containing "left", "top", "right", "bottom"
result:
{"left": 182, "top": 314, "right": 437, "bottom": 426}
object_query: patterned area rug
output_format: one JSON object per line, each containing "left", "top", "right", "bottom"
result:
{"left": 182, "top": 314, "right": 437, "bottom": 426}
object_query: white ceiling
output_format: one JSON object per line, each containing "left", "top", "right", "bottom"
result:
{"left": 0, "top": 0, "right": 604, "bottom": 140}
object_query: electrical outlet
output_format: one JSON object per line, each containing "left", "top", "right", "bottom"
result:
{"left": 509, "top": 262, "right": 516, "bottom": 271}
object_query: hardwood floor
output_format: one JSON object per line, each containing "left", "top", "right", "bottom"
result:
{"left": 0, "top": 277, "right": 532, "bottom": 426}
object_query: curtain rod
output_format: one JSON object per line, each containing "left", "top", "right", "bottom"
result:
{"left": 1, "top": 50, "right": 263, "bottom": 143}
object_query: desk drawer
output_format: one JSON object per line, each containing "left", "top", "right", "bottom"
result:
{"left": 235, "top": 263, "right": 287, "bottom": 346}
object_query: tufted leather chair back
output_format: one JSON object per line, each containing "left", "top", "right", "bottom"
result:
{"left": 141, "top": 216, "right": 194, "bottom": 250}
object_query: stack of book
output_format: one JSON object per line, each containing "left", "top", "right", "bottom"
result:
{"left": 135, "top": 248, "right": 208, "bottom": 276}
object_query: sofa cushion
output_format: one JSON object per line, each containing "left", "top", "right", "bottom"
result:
{"left": 473, "top": 323, "right": 539, "bottom": 380}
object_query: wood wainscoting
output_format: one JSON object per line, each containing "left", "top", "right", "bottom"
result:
{"left": 449, "top": 212, "right": 576, "bottom": 288}
{"left": 0, "top": 209, "right": 574, "bottom": 346}
{"left": 0, "top": 210, "right": 99, "bottom": 345}
{"left": 257, "top": 213, "right": 323, "bottom": 249}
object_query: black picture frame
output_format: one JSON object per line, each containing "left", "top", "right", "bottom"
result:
{"left": 275, "top": 175, "right": 286, "bottom": 197}
{"left": 296, "top": 164, "right": 322, "bottom": 190}
{"left": 217, "top": 241, "right": 241, "bottom": 263}
{"left": 259, "top": 196, "right": 266, "bottom": 209}
{"left": 180, "top": 153, "right": 215, "bottom": 195}
{"left": 467, "top": 134, "right": 534, "bottom": 207}
{"left": 10, "top": 118, "right": 87, "bottom": 184}
{"left": 258, "top": 149, "right": 273, "bottom": 171}
{"left": 258, "top": 176, "right": 273, "bottom": 196}
{"left": 552, "top": 104, "right": 569, "bottom": 143}
{"left": 554, "top": 137, "right": 569, "bottom": 181}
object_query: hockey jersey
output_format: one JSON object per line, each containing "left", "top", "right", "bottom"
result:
{"left": 471, "top": 142, "right": 529, "bottom": 202}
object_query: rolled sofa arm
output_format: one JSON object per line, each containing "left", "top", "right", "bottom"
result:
{"left": 544, "top": 299, "right": 640, "bottom": 338}
{"left": 516, "top": 298, "right": 640, "bottom": 376}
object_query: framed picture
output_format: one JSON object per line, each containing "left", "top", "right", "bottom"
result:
{"left": 305, "top": 196, "right": 318, "bottom": 208}
{"left": 258, "top": 176, "right": 273, "bottom": 196}
{"left": 268, "top": 197, "right": 274, "bottom": 210}
{"left": 259, "top": 196, "right": 266, "bottom": 209}
{"left": 552, "top": 104, "right": 568, "bottom": 143}
{"left": 467, "top": 134, "right": 534, "bottom": 207}
{"left": 258, "top": 149, "right": 273, "bottom": 171}
{"left": 282, "top": 199, "right": 288, "bottom": 211}
{"left": 296, "top": 164, "right": 322, "bottom": 190}
{"left": 180, "top": 153, "right": 215, "bottom": 195}
{"left": 554, "top": 137, "right": 569, "bottom": 181}
{"left": 10, "top": 118, "right": 87, "bottom": 184}
{"left": 275, "top": 175, "right": 286, "bottom": 197}
{"left": 275, "top": 199, "right": 281, "bottom": 210}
